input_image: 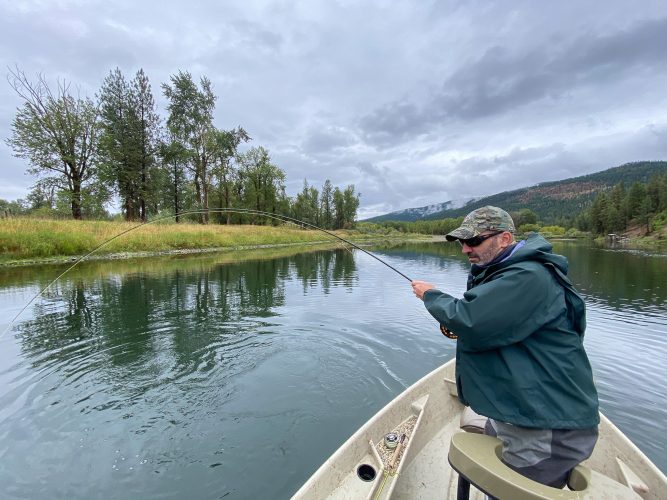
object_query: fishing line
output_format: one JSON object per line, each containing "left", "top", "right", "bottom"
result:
{"left": 1, "top": 208, "right": 412, "bottom": 340}
{"left": 223, "top": 208, "right": 413, "bottom": 281}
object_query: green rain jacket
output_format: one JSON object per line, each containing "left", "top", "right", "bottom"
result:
{"left": 423, "top": 233, "right": 599, "bottom": 429}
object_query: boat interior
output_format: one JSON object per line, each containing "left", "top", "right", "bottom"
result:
{"left": 293, "top": 360, "right": 666, "bottom": 499}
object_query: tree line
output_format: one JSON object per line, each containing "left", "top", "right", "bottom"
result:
{"left": 574, "top": 175, "right": 667, "bottom": 235}
{"left": 359, "top": 177, "right": 667, "bottom": 238}
{"left": 359, "top": 208, "right": 541, "bottom": 236}
{"left": 4, "top": 67, "right": 359, "bottom": 229}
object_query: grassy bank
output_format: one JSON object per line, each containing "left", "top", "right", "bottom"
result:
{"left": 0, "top": 218, "right": 389, "bottom": 265}
{"left": 0, "top": 242, "right": 355, "bottom": 287}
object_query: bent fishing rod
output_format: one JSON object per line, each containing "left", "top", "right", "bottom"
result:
{"left": 1, "top": 208, "right": 412, "bottom": 340}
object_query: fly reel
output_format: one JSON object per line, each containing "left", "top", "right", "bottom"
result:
{"left": 440, "top": 324, "right": 458, "bottom": 340}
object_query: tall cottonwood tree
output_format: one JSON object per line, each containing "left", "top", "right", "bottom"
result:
{"left": 333, "top": 185, "right": 360, "bottom": 229}
{"left": 236, "top": 146, "right": 286, "bottom": 221}
{"left": 289, "top": 179, "right": 359, "bottom": 229}
{"left": 211, "top": 126, "right": 250, "bottom": 224}
{"left": 320, "top": 179, "right": 334, "bottom": 229}
{"left": 7, "top": 67, "right": 101, "bottom": 219}
{"left": 162, "top": 71, "right": 216, "bottom": 224}
{"left": 159, "top": 135, "right": 190, "bottom": 222}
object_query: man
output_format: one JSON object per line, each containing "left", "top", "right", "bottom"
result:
{"left": 411, "top": 206, "right": 599, "bottom": 491}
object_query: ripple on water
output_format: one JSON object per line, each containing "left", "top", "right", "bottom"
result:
{"left": 1, "top": 244, "right": 665, "bottom": 497}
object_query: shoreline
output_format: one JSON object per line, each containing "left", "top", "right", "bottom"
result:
{"left": 3, "top": 233, "right": 664, "bottom": 268}
{"left": 0, "top": 236, "right": 438, "bottom": 268}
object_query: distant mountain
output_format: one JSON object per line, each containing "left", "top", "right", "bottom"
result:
{"left": 365, "top": 161, "right": 667, "bottom": 224}
{"left": 364, "top": 198, "right": 476, "bottom": 223}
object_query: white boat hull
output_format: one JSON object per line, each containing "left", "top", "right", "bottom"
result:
{"left": 293, "top": 359, "right": 666, "bottom": 499}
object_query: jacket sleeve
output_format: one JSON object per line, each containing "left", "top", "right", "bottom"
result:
{"left": 423, "top": 264, "right": 559, "bottom": 352}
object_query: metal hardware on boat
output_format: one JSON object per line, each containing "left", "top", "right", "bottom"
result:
{"left": 388, "top": 434, "right": 407, "bottom": 470}
{"left": 356, "top": 464, "right": 376, "bottom": 482}
{"left": 384, "top": 432, "right": 399, "bottom": 449}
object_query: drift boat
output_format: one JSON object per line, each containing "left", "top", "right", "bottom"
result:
{"left": 292, "top": 359, "right": 666, "bottom": 499}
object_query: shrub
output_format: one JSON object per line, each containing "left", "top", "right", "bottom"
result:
{"left": 651, "top": 210, "right": 667, "bottom": 233}
{"left": 540, "top": 225, "right": 566, "bottom": 236}
{"left": 518, "top": 223, "right": 540, "bottom": 233}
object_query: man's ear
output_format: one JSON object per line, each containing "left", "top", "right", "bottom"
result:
{"left": 500, "top": 231, "right": 514, "bottom": 248}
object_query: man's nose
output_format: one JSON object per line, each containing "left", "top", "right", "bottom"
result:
{"left": 461, "top": 242, "right": 472, "bottom": 253}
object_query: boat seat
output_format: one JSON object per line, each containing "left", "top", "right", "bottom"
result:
{"left": 448, "top": 432, "right": 641, "bottom": 499}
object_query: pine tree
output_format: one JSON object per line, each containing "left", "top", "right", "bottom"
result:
{"left": 98, "top": 68, "right": 160, "bottom": 221}
{"left": 626, "top": 182, "right": 646, "bottom": 221}
{"left": 132, "top": 69, "right": 160, "bottom": 221}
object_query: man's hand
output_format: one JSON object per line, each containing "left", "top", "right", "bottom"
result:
{"left": 411, "top": 280, "right": 435, "bottom": 300}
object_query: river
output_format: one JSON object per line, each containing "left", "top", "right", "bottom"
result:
{"left": 0, "top": 240, "right": 665, "bottom": 498}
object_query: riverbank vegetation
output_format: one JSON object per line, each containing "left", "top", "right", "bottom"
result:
{"left": 3, "top": 66, "right": 665, "bottom": 256}
{"left": 0, "top": 218, "right": 391, "bottom": 265}
{"left": 4, "top": 67, "right": 359, "bottom": 229}
{"left": 3, "top": 171, "right": 665, "bottom": 264}
{"left": 0, "top": 240, "right": 363, "bottom": 287}
{"left": 2, "top": 172, "right": 665, "bottom": 263}
{"left": 361, "top": 174, "right": 667, "bottom": 249}
{"left": 573, "top": 174, "right": 667, "bottom": 236}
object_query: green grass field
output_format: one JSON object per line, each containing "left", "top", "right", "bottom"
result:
{"left": 0, "top": 218, "right": 374, "bottom": 264}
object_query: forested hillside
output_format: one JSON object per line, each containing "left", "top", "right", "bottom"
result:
{"left": 368, "top": 162, "right": 667, "bottom": 225}
{"left": 363, "top": 171, "right": 667, "bottom": 240}
{"left": 426, "top": 161, "right": 667, "bottom": 225}
{"left": 575, "top": 173, "right": 667, "bottom": 235}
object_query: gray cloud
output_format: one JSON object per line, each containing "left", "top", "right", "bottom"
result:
{"left": 1, "top": 1, "right": 666, "bottom": 220}
{"left": 362, "top": 15, "right": 667, "bottom": 145}
{"left": 301, "top": 125, "right": 356, "bottom": 155}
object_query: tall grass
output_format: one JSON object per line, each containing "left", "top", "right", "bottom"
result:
{"left": 0, "top": 218, "right": 343, "bottom": 263}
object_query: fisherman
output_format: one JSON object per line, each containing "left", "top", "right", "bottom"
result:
{"left": 411, "top": 206, "right": 600, "bottom": 491}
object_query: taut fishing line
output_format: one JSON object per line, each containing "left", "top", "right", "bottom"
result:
{"left": 1, "top": 208, "right": 412, "bottom": 340}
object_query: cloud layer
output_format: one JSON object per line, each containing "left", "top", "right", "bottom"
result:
{"left": 2, "top": 1, "right": 666, "bottom": 218}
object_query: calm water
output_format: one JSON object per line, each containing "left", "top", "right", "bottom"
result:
{"left": 0, "top": 241, "right": 665, "bottom": 499}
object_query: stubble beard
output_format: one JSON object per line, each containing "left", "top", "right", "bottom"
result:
{"left": 467, "top": 239, "right": 503, "bottom": 266}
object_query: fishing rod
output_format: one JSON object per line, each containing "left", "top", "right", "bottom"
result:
{"left": 216, "top": 208, "right": 412, "bottom": 281}
{"left": 1, "top": 208, "right": 412, "bottom": 340}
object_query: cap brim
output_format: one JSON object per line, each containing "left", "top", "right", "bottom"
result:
{"left": 445, "top": 227, "right": 477, "bottom": 241}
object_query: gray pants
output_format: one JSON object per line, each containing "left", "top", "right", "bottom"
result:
{"left": 484, "top": 418, "right": 598, "bottom": 490}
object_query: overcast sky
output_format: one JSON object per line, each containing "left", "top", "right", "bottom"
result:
{"left": 1, "top": 1, "right": 666, "bottom": 218}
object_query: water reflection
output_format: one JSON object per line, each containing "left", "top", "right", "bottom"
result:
{"left": 1, "top": 247, "right": 367, "bottom": 499}
{"left": 0, "top": 240, "right": 665, "bottom": 499}
{"left": 13, "top": 248, "right": 358, "bottom": 372}
{"left": 553, "top": 241, "right": 666, "bottom": 308}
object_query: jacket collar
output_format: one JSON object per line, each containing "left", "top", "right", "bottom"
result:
{"left": 467, "top": 241, "right": 525, "bottom": 289}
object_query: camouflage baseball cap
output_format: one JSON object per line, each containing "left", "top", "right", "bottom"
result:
{"left": 445, "top": 206, "right": 515, "bottom": 241}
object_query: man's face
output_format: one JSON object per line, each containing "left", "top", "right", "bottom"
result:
{"left": 460, "top": 232, "right": 505, "bottom": 265}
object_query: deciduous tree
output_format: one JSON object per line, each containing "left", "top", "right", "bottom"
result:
{"left": 211, "top": 127, "right": 250, "bottom": 224}
{"left": 162, "top": 71, "right": 216, "bottom": 223}
{"left": 320, "top": 179, "right": 334, "bottom": 229}
{"left": 237, "top": 146, "right": 286, "bottom": 222}
{"left": 7, "top": 67, "right": 101, "bottom": 219}
{"left": 332, "top": 185, "right": 360, "bottom": 229}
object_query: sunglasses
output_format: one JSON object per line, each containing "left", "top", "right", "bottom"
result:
{"left": 458, "top": 231, "right": 503, "bottom": 247}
